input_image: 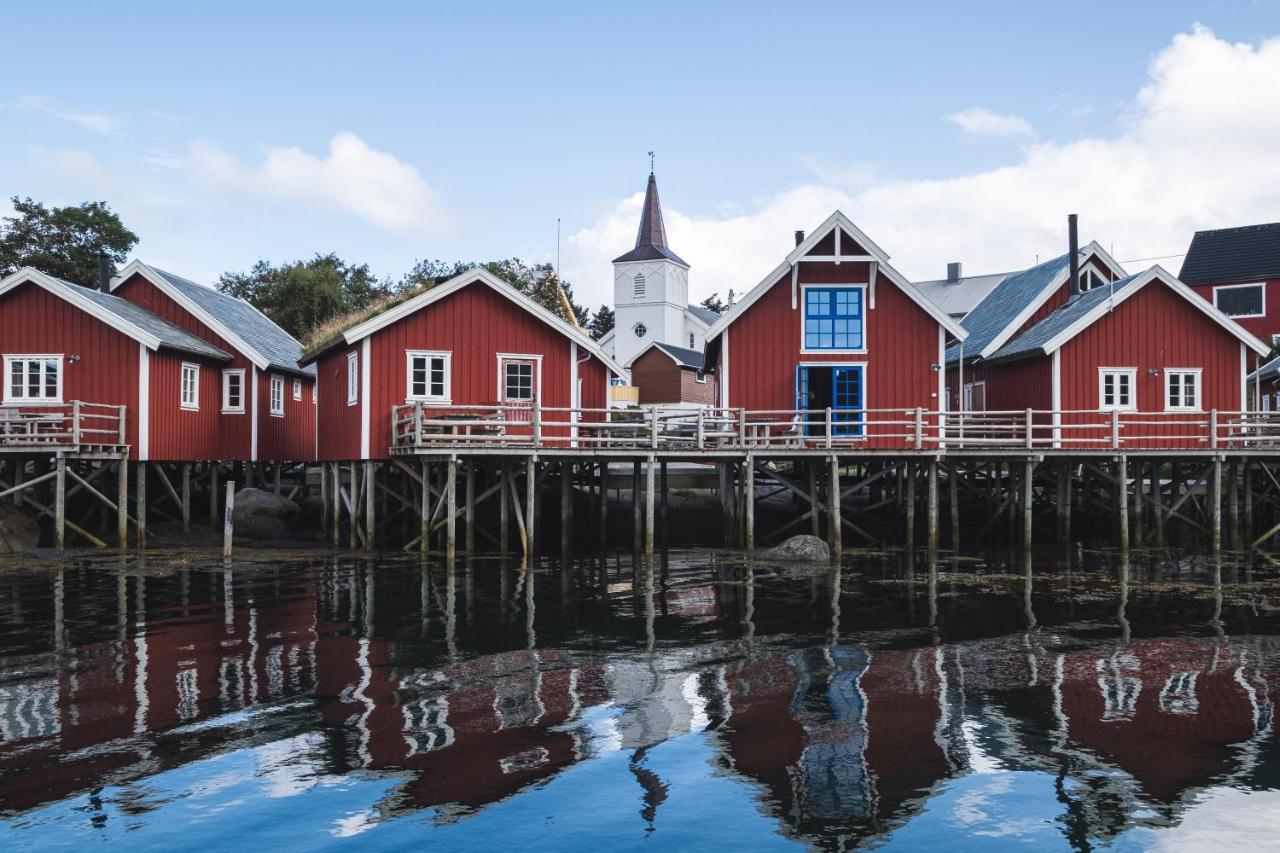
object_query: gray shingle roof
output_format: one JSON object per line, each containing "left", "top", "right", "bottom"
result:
{"left": 1180, "top": 222, "right": 1280, "bottom": 285}
{"left": 914, "top": 271, "right": 1011, "bottom": 319}
{"left": 945, "top": 253, "right": 1072, "bottom": 364}
{"left": 151, "top": 268, "right": 315, "bottom": 376}
{"left": 686, "top": 304, "right": 720, "bottom": 325}
{"left": 69, "top": 280, "right": 232, "bottom": 362}
{"left": 986, "top": 273, "right": 1142, "bottom": 362}
{"left": 1249, "top": 352, "right": 1280, "bottom": 383}
{"left": 652, "top": 342, "right": 705, "bottom": 369}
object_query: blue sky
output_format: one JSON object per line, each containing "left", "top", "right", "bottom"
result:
{"left": 3, "top": 1, "right": 1279, "bottom": 308}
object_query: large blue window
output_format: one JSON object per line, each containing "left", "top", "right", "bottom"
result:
{"left": 804, "top": 287, "right": 864, "bottom": 350}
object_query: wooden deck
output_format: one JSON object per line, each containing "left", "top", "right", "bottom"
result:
{"left": 0, "top": 402, "right": 129, "bottom": 457}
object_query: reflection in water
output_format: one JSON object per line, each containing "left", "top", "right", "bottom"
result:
{"left": 0, "top": 550, "right": 1278, "bottom": 850}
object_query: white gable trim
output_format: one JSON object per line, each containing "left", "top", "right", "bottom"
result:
{"left": 703, "top": 211, "right": 967, "bottom": 343}
{"left": 341, "top": 268, "right": 626, "bottom": 379}
{"left": 137, "top": 342, "right": 150, "bottom": 461}
{"left": 978, "top": 242, "right": 1127, "bottom": 360}
{"left": 112, "top": 260, "right": 272, "bottom": 371}
{"left": 624, "top": 341, "right": 703, "bottom": 370}
{"left": 1038, "top": 266, "right": 1271, "bottom": 358}
{"left": 0, "top": 267, "right": 163, "bottom": 351}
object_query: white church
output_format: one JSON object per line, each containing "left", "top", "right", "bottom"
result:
{"left": 597, "top": 171, "right": 720, "bottom": 371}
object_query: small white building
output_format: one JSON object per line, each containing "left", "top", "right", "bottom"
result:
{"left": 599, "top": 171, "right": 719, "bottom": 371}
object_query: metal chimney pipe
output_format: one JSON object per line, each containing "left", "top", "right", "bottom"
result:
{"left": 947, "top": 262, "right": 962, "bottom": 283}
{"left": 97, "top": 250, "right": 111, "bottom": 293}
{"left": 1067, "top": 214, "right": 1080, "bottom": 298}
{"left": 794, "top": 230, "right": 805, "bottom": 247}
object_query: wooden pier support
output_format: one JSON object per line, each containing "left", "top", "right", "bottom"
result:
{"left": 54, "top": 457, "right": 66, "bottom": 550}
{"left": 465, "top": 460, "right": 476, "bottom": 555}
{"left": 1117, "top": 455, "right": 1129, "bottom": 556}
{"left": 446, "top": 456, "right": 457, "bottom": 562}
{"left": 364, "top": 461, "right": 375, "bottom": 551}
{"left": 927, "top": 459, "right": 939, "bottom": 555}
{"left": 526, "top": 456, "right": 537, "bottom": 557}
{"left": 1211, "top": 455, "right": 1223, "bottom": 553}
{"left": 809, "top": 461, "right": 821, "bottom": 538}
{"left": 744, "top": 454, "right": 755, "bottom": 552}
{"left": 420, "top": 459, "right": 431, "bottom": 554}
{"left": 135, "top": 462, "right": 147, "bottom": 547}
{"left": 180, "top": 463, "right": 191, "bottom": 532}
{"left": 645, "top": 457, "right": 656, "bottom": 556}
{"left": 948, "top": 461, "right": 960, "bottom": 551}
{"left": 632, "top": 460, "right": 642, "bottom": 553}
{"left": 560, "top": 461, "right": 572, "bottom": 557}
{"left": 828, "top": 456, "right": 842, "bottom": 557}
{"left": 597, "top": 462, "right": 607, "bottom": 550}
{"left": 500, "top": 462, "right": 510, "bottom": 554}
{"left": 1022, "top": 458, "right": 1034, "bottom": 553}
{"left": 904, "top": 462, "right": 916, "bottom": 549}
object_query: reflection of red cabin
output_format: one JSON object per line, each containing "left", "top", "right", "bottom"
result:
{"left": 704, "top": 212, "right": 966, "bottom": 446}
{"left": 112, "top": 261, "right": 317, "bottom": 462}
{"left": 302, "top": 269, "right": 624, "bottom": 460}
{"left": 0, "top": 267, "right": 233, "bottom": 461}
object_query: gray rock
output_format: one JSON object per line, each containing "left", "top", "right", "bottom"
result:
{"left": 232, "top": 488, "right": 299, "bottom": 540}
{"left": 0, "top": 503, "right": 40, "bottom": 552}
{"left": 757, "top": 534, "right": 831, "bottom": 563}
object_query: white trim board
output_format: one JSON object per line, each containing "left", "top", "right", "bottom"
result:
{"left": 0, "top": 267, "right": 164, "bottom": 351}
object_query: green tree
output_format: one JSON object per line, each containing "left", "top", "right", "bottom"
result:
{"left": 218, "top": 254, "right": 389, "bottom": 340}
{"left": 0, "top": 197, "right": 138, "bottom": 287}
{"left": 588, "top": 305, "right": 615, "bottom": 339}
{"left": 699, "top": 292, "right": 727, "bottom": 313}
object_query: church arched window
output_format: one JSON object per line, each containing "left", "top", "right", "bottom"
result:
{"left": 689, "top": 333, "right": 695, "bottom": 348}
{"left": 634, "top": 274, "right": 646, "bottom": 299}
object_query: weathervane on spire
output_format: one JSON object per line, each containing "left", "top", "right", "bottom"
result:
{"left": 648, "top": 150, "right": 654, "bottom": 174}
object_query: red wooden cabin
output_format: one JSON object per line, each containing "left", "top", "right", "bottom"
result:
{"left": 0, "top": 267, "right": 234, "bottom": 461}
{"left": 703, "top": 212, "right": 968, "bottom": 446}
{"left": 302, "top": 268, "right": 625, "bottom": 461}
{"left": 111, "top": 260, "right": 317, "bottom": 462}
{"left": 626, "top": 341, "right": 714, "bottom": 407}
{"left": 1180, "top": 222, "right": 1280, "bottom": 346}
{"left": 961, "top": 266, "right": 1269, "bottom": 448}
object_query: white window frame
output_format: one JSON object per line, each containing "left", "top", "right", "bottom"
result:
{"left": 1077, "top": 267, "right": 1109, "bottom": 292}
{"left": 962, "top": 380, "right": 987, "bottom": 413}
{"left": 346, "top": 351, "right": 359, "bottom": 405}
{"left": 312, "top": 384, "right": 317, "bottom": 405}
{"left": 1164, "top": 367, "right": 1202, "bottom": 412}
{"left": 3, "top": 355, "right": 64, "bottom": 405}
{"left": 221, "top": 369, "right": 246, "bottom": 414}
{"left": 798, "top": 283, "right": 869, "bottom": 355}
{"left": 498, "top": 353, "right": 542, "bottom": 403}
{"left": 695, "top": 370, "right": 708, "bottom": 384}
{"left": 180, "top": 362, "right": 200, "bottom": 411}
{"left": 1271, "top": 333, "right": 1280, "bottom": 349}
{"left": 1098, "top": 367, "right": 1137, "bottom": 412}
{"left": 292, "top": 378, "right": 302, "bottom": 401}
{"left": 405, "top": 349, "right": 452, "bottom": 403}
{"left": 1212, "top": 282, "right": 1266, "bottom": 319}
{"left": 269, "top": 374, "right": 285, "bottom": 417}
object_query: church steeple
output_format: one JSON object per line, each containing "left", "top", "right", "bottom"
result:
{"left": 612, "top": 171, "right": 688, "bottom": 267}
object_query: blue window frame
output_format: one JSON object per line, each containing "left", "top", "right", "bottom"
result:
{"left": 794, "top": 364, "right": 865, "bottom": 438}
{"left": 804, "top": 287, "right": 864, "bottom": 350}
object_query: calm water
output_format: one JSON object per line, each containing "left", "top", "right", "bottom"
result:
{"left": 1, "top": 547, "right": 1279, "bottom": 851}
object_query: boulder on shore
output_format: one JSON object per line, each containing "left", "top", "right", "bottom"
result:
{"left": 756, "top": 534, "right": 831, "bottom": 563}
{"left": 0, "top": 503, "right": 40, "bottom": 552}
{"left": 232, "top": 488, "right": 299, "bottom": 541}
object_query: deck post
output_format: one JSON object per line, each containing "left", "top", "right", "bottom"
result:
{"left": 1022, "top": 458, "right": 1034, "bottom": 553}
{"left": 331, "top": 463, "right": 341, "bottom": 548}
{"left": 1228, "top": 459, "right": 1240, "bottom": 550}
{"left": 633, "top": 460, "right": 642, "bottom": 553}
{"left": 526, "top": 456, "right": 537, "bottom": 557}
{"left": 1244, "top": 459, "right": 1254, "bottom": 545}
{"left": 1132, "top": 460, "right": 1144, "bottom": 546}
{"left": 560, "top": 461, "right": 572, "bottom": 557}
{"left": 117, "top": 458, "right": 128, "bottom": 548}
{"left": 180, "top": 463, "right": 191, "bottom": 532}
{"left": 54, "top": 456, "right": 66, "bottom": 550}
{"left": 645, "top": 456, "right": 656, "bottom": 555}
{"left": 659, "top": 461, "right": 669, "bottom": 549}
{"left": 500, "top": 462, "right": 510, "bottom": 554}
{"left": 744, "top": 454, "right": 755, "bottom": 552}
{"left": 904, "top": 461, "right": 916, "bottom": 549}
{"left": 1151, "top": 461, "right": 1165, "bottom": 548}
{"left": 828, "top": 455, "right": 842, "bottom": 557}
{"left": 597, "top": 462, "right": 607, "bottom": 549}
{"left": 364, "top": 461, "right": 375, "bottom": 551}
{"left": 718, "top": 462, "right": 730, "bottom": 545}
{"left": 1055, "top": 463, "right": 1068, "bottom": 546}
{"left": 12, "top": 456, "right": 23, "bottom": 508}
{"left": 223, "top": 481, "right": 235, "bottom": 558}
{"left": 210, "top": 463, "right": 220, "bottom": 525}
{"left": 136, "top": 462, "right": 147, "bottom": 547}
{"left": 949, "top": 460, "right": 961, "bottom": 551}
{"left": 1211, "top": 455, "right": 1223, "bottom": 553}
{"left": 808, "top": 460, "right": 821, "bottom": 537}
{"left": 1118, "top": 455, "right": 1130, "bottom": 555}
{"left": 465, "top": 460, "right": 476, "bottom": 555}
{"left": 927, "top": 459, "right": 939, "bottom": 555}
{"left": 347, "top": 462, "right": 358, "bottom": 548}
{"left": 446, "top": 456, "right": 457, "bottom": 562}
{"left": 421, "top": 458, "right": 431, "bottom": 554}
{"left": 273, "top": 463, "right": 281, "bottom": 496}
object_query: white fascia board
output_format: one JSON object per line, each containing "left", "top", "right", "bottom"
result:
{"left": 112, "top": 260, "right": 271, "bottom": 371}
{"left": 342, "top": 268, "right": 627, "bottom": 379}
{"left": 0, "top": 267, "right": 164, "bottom": 351}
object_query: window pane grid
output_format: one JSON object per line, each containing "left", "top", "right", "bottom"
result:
{"left": 803, "top": 288, "right": 863, "bottom": 350}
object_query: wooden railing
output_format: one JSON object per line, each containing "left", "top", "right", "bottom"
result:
{"left": 389, "top": 403, "right": 1280, "bottom": 452}
{"left": 0, "top": 402, "right": 127, "bottom": 449}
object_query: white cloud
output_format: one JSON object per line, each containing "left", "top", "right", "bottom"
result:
{"left": 188, "top": 131, "right": 445, "bottom": 234}
{"left": 562, "top": 26, "right": 1280, "bottom": 307}
{"left": 944, "top": 107, "right": 1034, "bottom": 137}
{"left": 19, "top": 95, "right": 120, "bottom": 133}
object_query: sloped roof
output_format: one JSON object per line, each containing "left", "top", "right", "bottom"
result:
{"left": 613, "top": 172, "right": 688, "bottom": 266}
{"left": 914, "top": 271, "right": 1011, "bottom": 318}
{"left": 1180, "top": 222, "right": 1280, "bottom": 285}
{"left": 986, "top": 274, "right": 1141, "bottom": 362}
{"left": 1249, "top": 353, "right": 1280, "bottom": 383}
{"left": 148, "top": 267, "right": 315, "bottom": 377}
{"left": 686, "top": 303, "right": 720, "bottom": 325}
{"left": 639, "top": 342, "right": 705, "bottom": 370}
{"left": 0, "top": 268, "right": 230, "bottom": 361}
{"left": 945, "top": 253, "right": 1072, "bottom": 363}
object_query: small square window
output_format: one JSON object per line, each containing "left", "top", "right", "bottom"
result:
{"left": 221, "top": 369, "right": 245, "bottom": 414}
{"left": 292, "top": 379, "right": 302, "bottom": 401}
{"left": 180, "top": 363, "right": 200, "bottom": 411}
{"left": 1099, "top": 368, "right": 1136, "bottom": 411}
{"left": 503, "top": 361, "right": 535, "bottom": 401}
{"left": 270, "top": 375, "right": 285, "bottom": 416}
{"left": 346, "top": 352, "right": 359, "bottom": 405}
{"left": 407, "top": 351, "right": 451, "bottom": 402}
{"left": 1165, "top": 369, "right": 1201, "bottom": 411}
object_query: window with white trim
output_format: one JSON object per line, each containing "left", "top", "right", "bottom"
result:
{"left": 689, "top": 333, "right": 695, "bottom": 348}
{"left": 1271, "top": 333, "right": 1280, "bottom": 349}
{"left": 270, "top": 374, "right": 285, "bottom": 416}
{"left": 1099, "top": 368, "right": 1136, "bottom": 411}
{"left": 1165, "top": 369, "right": 1201, "bottom": 411}
{"left": 1213, "top": 282, "right": 1265, "bottom": 318}
{"left": 406, "top": 350, "right": 451, "bottom": 402}
{"left": 346, "top": 352, "right": 359, "bottom": 405}
{"left": 312, "top": 385, "right": 317, "bottom": 405}
{"left": 292, "top": 379, "right": 302, "bottom": 401}
{"left": 1077, "top": 267, "right": 1109, "bottom": 292}
{"left": 222, "top": 369, "right": 245, "bottom": 413}
{"left": 634, "top": 274, "right": 645, "bottom": 299}
{"left": 503, "top": 360, "right": 535, "bottom": 401}
{"left": 180, "top": 362, "right": 200, "bottom": 410}
{"left": 4, "top": 356, "right": 62, "bottom": 404}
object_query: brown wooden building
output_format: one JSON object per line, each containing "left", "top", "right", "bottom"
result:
{"left": 627, "top": 341, "right": 714, "bottom": 407}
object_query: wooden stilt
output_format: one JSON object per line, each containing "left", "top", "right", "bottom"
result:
{"left": 744, "top": 455, "right": 755, "bottom": 552}
{"left": 828, "top": 455, "right": 842, "bottom": 557}
{"left": 273, "top": 463, "right": 281, "bottom": 495}
{"left": 180, "top": 463, "right": 191, "bottom": 532}
{"left": 1118, "top": 455, "right": 1130, "bottom": 555}
{"left": 927, "top": 459, "right": 939, "bottom": 555}
{"left": 331, "top": 463, "right": 341, "bottom": 548}
{"left": 1229, "top": 459, "right": 1240, "bottom": 550}
{"left": 949, "top": 461, "right": 960, "bottom": 551}
{"left": 421, "top": 459, "right": 430, "bottom": 554}
{"left": 117, "top": 458, "right": 128, "bottom": 548}
{"left": 809, "top": 460, "right": 821, "bottom": 537}
{"left": 54, "top": 456, "right": 66, "bottom": 550}
{"left": 210, "top": 463, "right": 220, "bottom": 525}
{"left": 904, "top": 461, "right": 916, "bottom": 548}
{"left": 465, "top": 460, "right": 476, "bottom": 555}
{"left": 598, "top": 462, "right": 608, "bottom": 550}
{"left": 1022, "top": 458, "right": 1034, "bottom": 553}
{"left": 526, "top": 456, "right": 537, "bottom": 557}
{"left": 560, "top": 461, "right": 572, "bottom": 557}
{"left": 659, "top": 461, "right": 668, "bottom": 549}
{"left": 1211, "top": 455, "right": 1223, "bottom": 553}
{"left": 446, "top": 456, "right": 457, "bottom": 562}
{"left": 632, "top": 460, "right": 642, "bottom": 553}
{"left": 364, "top": 461, "right": 375, "bottom": 551}
{"left": 500, "top": 462, "right": 510, "bottom": 555}
{"left": 645, "top": 457, "right": 656, "bottom": 556}
{"left": 348, "top": 461, "right": 358, "bottom": 549}
{"left": 136, "top": 462, "right": 147, "bottom": 547}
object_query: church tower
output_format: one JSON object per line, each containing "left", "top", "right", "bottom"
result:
{"left": 611, "top": 171, "right": 690, "bottom": 368}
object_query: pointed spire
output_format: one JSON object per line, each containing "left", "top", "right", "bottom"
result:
{"left": 613, "top": 169, "right": 688, "bottom": 267}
